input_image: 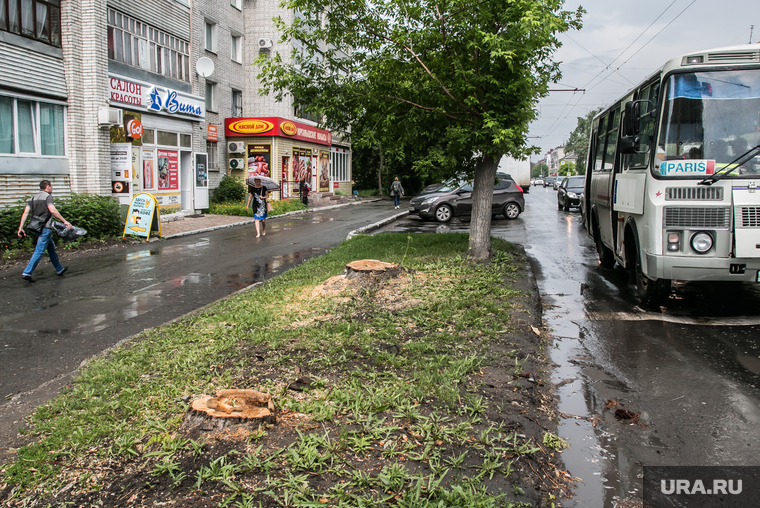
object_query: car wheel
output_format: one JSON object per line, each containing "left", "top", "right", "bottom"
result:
{"left": 557, "top": 199, "right": 563, "bottom": 210}
{"left": 563, "top": 198, "right": 570, "bottom": 212}
{"left": 435, "top": 204, "right": 453, "bottom": 222}
{"left": 635, "top": 248, "right": 671, "bottom": 306}
{"left": 504, "top": 202, "right": 520, "bottom": 220}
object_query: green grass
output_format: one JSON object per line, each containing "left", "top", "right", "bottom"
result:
{"left": 1, "top": 233, "right": 552, "bottom": 507}
{"left": 207, "top": 198, "right": 308, "bottom": 217}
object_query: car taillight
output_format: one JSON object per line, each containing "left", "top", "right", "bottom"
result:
{"left": 516, "top": 185, "right": 523, "bottom": 193}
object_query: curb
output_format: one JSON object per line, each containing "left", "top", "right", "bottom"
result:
{"left": 346, "top": 210, "right": 409, "bottom": 240}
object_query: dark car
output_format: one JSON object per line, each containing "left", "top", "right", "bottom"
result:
{"left": 557, "top": 175, "right": 585, "bottom": 211}
{"left": 543, "top": 177, "right": 556, "bottom": 188}
{"left": 408, "top": 173, "right": 525, "bottom": 222}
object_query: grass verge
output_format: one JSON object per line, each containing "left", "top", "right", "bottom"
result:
{"left": 0, "top": 233, "right": 566, "bottom": 507}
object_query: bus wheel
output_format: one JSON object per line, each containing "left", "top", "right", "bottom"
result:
{"left": 595, "top": 229, "right": 615, "bottom": 268}
{"left": 635, "top": 251, "right": 670, "bottom": 306}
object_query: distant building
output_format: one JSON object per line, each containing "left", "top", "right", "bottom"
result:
{"left": 546, "top": 145, "right": 576, "bottom": 175}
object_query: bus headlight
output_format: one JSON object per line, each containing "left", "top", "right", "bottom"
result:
{"left": 690, "top": 232, "right": 713, "bottom": 254}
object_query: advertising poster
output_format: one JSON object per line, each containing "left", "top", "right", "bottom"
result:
{"left": 293, "top": 147, "right": 312, "bottom": 183}
{"left": 111, "top": 142, "right": 131, "bottom": 185}
{"left": 143, "top": 150, "right": 155, "bottom": 190}
{"left": 319, "top": 150, "right": 330, "bottom": 192}
{"left": 122, "top": 192, "right": 161, "bottom": 240}
{"left": 157, "top": 150, "right": 179, "bottom": 190}
{"left": 282, "top": 157, "right": 290, "bottom": 198}
{"left": 247, "top": 144, "right": 271, "bottom": 179}
{"left": 131, "top": 146, "right": 141, "bottom": 194}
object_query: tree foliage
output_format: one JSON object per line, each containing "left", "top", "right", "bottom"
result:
{"left": 258, "top": 0, "right": 582, "bottom": 259}
{"left": 532, "top": 162, "right": 548, "bottom": 178}
{"left": 565, "top": 107, "right": 602, "bottom": 173}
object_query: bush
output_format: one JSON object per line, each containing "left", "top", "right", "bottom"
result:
{"left": 357, "top": 189, "right": 380, "bottom": 197}
{"left": 211, "top": 175, "right": 246, "bottom": 203}
{"left": 208, "top": 199, "right": 307, "bottom": 217}
{"left": 0, "top": 193, "right": 122, "bottom": 249}
{"left": 334, "top": 189, "right": 347, "bottom": 196}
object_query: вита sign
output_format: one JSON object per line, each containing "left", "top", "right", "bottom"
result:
{"left": 147, "top": 87, "right": 204, "bottom": 117}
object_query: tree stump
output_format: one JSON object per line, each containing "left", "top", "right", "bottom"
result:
{"left": 181, "top": 389, "right": 276, "bottom": 432}
{"left": 344, "top": 260, "right": 406, "bottom": 280}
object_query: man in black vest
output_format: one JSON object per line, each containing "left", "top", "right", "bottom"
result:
{"left": 16, "top": 180, "right": 73, "bottom": 282}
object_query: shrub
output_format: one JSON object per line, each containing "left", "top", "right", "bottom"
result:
{"left": 0, "top": 193, "right": 122, "bottom": 249}
{"left": 334, "top": 189, "right": 347, "bottom": 196}
{"left": 357, "top": 189, "right": 379, "bottom": 197}
{"left": 208, "top": 199, "right": 307, "bottom": 217}
{"left": 211, "top": 175, "right": 246, "bottom": 203}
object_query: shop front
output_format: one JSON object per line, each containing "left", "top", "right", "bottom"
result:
{"left": 223, "top": 117, "right": 333, "bottom": 200}
{"left": 108, "top": 75, "right": 206, "bottom": 211}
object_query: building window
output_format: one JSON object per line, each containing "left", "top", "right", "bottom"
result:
{"left": 0, "top": 95, "right": 65, "bottom": 156}
{"left": 294, "top": 104, "right": 321, "bottom": 124}
{"left": 231, "top": 34, "right": 242, "bottom": 63}
{"left": 157, "top": 130, "right": 178, "bottom": 146}
{"left": 205, "top": 81, "right": 216, "bottom": 113}
{"left": 107, "top": 9, "right": 189, "bottom": 82}
{"left": 0, "top": 0, "right": 60, "bottom": 47}
{"left": 204, "top": 21, "right": 216, "bottom": 52}
{"left": 206, "top": 141, "right": 218, "bottom": 170}
{"left": 231, "top": 89, "right": 242, "bottom": 117}
{"left": 230, "top": 0, "right": 241, "bottom": 10}
{"left": 330, "top": 148, "right": 349, "bottom": 182}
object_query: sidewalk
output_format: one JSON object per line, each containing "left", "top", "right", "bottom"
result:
{"left": 160, "top": 197, "right": 389, "bottom": 239}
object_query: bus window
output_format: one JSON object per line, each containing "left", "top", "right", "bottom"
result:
{"left": 603, "top": 107, "right": 620, "bottom": 170}
{"left": 627, "top": 81, "right": 660, "bottom": 169}
{"left": 593, "top": 116, "right": 607, "bottom": 172}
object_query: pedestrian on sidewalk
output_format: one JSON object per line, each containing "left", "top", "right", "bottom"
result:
{"left": 300, "top": 180, "right": 310, "bottom": 207}
{"left": 390, "top": 177, "right": 404, "bottom": 209}
{"left": 246, "top": 177, "right": 268, "bottom": 238}
{"left": 16, "top": 180, "right": 73, "bottom": 282}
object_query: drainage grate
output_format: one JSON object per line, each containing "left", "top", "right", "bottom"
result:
{"left": 665, "top": 187, "right": 724, "bottom": 201}
{"left": 664, "top": 207, "right": 730, "bottom": 229}
{"left": 737, "top": 206, "right": 760, "bottom": 227}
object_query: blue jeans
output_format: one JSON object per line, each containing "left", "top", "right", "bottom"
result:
{"left": 23, "top": 228, "right": 64, "bottom": 276}
{"left": 394, "top": 195, "right": 400, "bottom": 207}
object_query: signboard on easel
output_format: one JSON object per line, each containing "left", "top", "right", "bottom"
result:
{"left": 122, "top": 193, "right": 161, "bottom": 239}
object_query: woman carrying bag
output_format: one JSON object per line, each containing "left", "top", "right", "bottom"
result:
{"left": 246, "top": 177, "right": 269, "bottom": 238}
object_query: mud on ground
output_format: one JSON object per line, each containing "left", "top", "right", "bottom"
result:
{"left": 1, "top": 246, "right": 573, "bottom": 507}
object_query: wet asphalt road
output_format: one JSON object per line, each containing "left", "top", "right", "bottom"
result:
{"left": 380, "top": 187, "right": 760, "bottom": 506}
{"left": 0, "top": 201, "right": 399, "bottom": 402}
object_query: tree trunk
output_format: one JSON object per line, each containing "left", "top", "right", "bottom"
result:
{"left": 468, "top": 156, "right": 499, "bottom": 261}
{"left": 377, "top": 143, "right": 384, "bottom": 197}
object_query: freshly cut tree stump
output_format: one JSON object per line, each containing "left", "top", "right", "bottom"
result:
{"left": 181, "top": 389, "right": 276, "bottom": 432}
{"left": 345, "top": 260, "right": 406, "bottom": 280}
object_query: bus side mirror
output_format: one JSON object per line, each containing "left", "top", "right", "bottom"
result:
{"left": 622, "top": 101, "right": 640, "bottom": 137}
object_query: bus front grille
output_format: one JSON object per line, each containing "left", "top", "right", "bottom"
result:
{"left": 664, "top": 207, "right": 731, "bottom": 229}
{"left": 737, "top": 207, "right": 760, "bottom": 227}
{"left": 665, "top": 187, "right": 724, "bottom": 201}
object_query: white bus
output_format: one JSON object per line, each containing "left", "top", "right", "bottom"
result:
{"left": 583, "top": 44, "right": 760, "bottom": 305}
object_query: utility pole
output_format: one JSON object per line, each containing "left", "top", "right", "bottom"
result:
{"left": 750, "top": 25, "right": 755, "bottom": 44}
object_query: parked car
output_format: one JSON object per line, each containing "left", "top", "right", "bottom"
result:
{"left": 553, "top": 176, "right": 566, "bottom": 190}
{"left": 557, "top": 176, "right": 585, "bottom": 211}
{"left": 543, "top": 177, "right": 556, "bottom": 188}
{"left": 408, "top": 173, "right": 524, "bottom": 222}
{"left": 533, "top": 177, "right": 544, "bottom": 186}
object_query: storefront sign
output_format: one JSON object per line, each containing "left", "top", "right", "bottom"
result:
{"left": 247, "top": 145, "right": 271, "bottom": 180}
{"left": 112, "top": 181, "right": 130, "bottom": 193}
{"left": 122, "top": 193, "right": 161, "bottom": 240}
{"left": 157, "top": 150, "right": 179, "bottom": 190}
{"left": 127, "top": 119, "right": 143, "bottom": 139}
{"left": 207, "top": 124, "right": 218, "bottom": 142}
{"left": 108, "top": 75, "right": 205, "bottom": 119}
{"left": 224, "top": 117, "right": 332, "bottom": 146}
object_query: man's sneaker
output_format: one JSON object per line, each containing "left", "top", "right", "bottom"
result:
{"left": 57, "top": 266, "right": 68, "bottom": 276}
{"left": 22, "top": 274, "right": 36, "bottom": 282}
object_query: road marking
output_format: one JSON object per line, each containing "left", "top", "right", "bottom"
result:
{"left": 586, "top": 311, "right": 760, "bottom": 326}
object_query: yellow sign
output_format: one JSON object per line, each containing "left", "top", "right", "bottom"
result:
{"left": 122, "top": 193, "right": 161, "bottom": 239}
{"left": 280, "top": 121, "right": 297, "bottom": 136}
{"left": 227, "top": 119, "right": 274, "bottom": 135}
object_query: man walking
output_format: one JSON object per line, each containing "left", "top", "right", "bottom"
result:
{"left": 390, "top": 177, "right": 404, "bottom": 209}
{"left": 16, "top": 180, "right": 73, "bottom": 282}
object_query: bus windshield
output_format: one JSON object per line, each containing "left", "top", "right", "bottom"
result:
{"left": 656, "top": 69, "right": 760, "bottom": 178}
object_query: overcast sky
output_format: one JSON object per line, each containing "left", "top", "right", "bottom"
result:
{"left": 529, "top": 0, "right": 760, "bottom": 162}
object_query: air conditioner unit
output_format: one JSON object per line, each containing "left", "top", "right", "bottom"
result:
{"left": 228, "top": 141, "right": 245, "bottom": 153}
{"left": 258, "top": 38, "right": 273, "bottom": 49}
{"left": 98, "top": 107, "right": 123, "bottom": 127}
{"left": 229, "top": 158, "right": 245, "bottom": 170}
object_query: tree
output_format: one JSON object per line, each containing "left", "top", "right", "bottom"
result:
{"left": 258, "top": 0, "right": 582, "bottom": 260}
{"left": 565, "top": 107, "right": 602, "bottom": 173}
{"left": 532, "top": 162, "right": 549, "bottom": 178}
{"left": 559, "top": 160, "right": 575, "bottom": 176}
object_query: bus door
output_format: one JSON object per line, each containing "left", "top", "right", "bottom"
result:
{"left": 591, "top": 107, "right": 620, "bottom": 252}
